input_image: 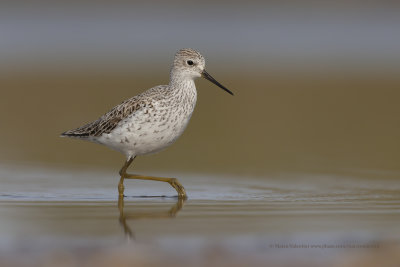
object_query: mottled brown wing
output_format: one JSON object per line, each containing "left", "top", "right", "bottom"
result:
{"left": 61, "top": 96, "right": 146, "bottom": 138}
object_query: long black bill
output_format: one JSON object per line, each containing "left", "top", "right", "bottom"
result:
{"left": 202, "top": 70, "right": 234, "bottom": 96}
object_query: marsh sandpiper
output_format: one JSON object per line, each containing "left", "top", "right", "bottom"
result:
{"left": 61, "top": 48, "right": 233, "bottom": 199}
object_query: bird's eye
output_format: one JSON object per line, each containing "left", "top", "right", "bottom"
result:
{"left": 187, "top": 60, "right": 194, "bottom": 66}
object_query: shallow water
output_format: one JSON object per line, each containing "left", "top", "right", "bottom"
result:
{"left": 0, "top": 165, "right": 399, "bottom": 266}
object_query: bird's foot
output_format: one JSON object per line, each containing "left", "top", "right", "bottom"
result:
{"left": 168, "top": 178, "right": 187, "bottom": 199}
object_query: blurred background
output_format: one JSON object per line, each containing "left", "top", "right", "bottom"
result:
{"left": 1, "top": 0, "right": 400, "bottom": 176}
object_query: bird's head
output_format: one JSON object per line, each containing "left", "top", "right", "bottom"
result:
{"left": 171, "top": 48, "right": 233, "bottom": 95}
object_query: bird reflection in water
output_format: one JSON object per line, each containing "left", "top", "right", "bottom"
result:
{"left": 118, "top": 196, "right": 185, "bottom": 240}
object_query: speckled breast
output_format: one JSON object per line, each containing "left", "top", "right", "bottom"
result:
{"left": 97, "top": 89, "right": 197, "bottom": 158}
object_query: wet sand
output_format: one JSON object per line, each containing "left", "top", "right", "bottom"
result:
{"left": 0, "top": 165, "right": 399, "bottom": 266}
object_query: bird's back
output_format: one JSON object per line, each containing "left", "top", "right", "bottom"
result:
{"left": 61, "top": 85, "right": 169, "bottom": 139}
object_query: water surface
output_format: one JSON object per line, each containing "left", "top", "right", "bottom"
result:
{"left": 0, "top": 166, "right": 399, "bottom": 266}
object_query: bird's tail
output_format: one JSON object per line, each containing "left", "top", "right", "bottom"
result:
{"left": 60, "top": 129, "right": 91, "bottom": 139}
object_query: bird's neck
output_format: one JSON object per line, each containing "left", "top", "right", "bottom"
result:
{"left": 167, "top": 71, "right": 198, "bottom": 115}
{"left": 168, "top": 73, "right": 197, "bottom": 108}
{"left": 169, "top": 73, "right": 196, "bottom": 92}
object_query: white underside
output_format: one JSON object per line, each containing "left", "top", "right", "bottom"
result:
{"left": 95, "top": 110, "right": 191, "bottom": 159}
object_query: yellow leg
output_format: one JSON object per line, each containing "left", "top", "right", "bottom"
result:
{"left": 118, "top": 157, "right": 187, "bottom": 199}
{"left": 118, "top": 157, "right": 134, "bottom": 197}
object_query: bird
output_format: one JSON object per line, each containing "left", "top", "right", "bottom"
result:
{"left": 61, "top": 48, "right": 233, "bottom": 199}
